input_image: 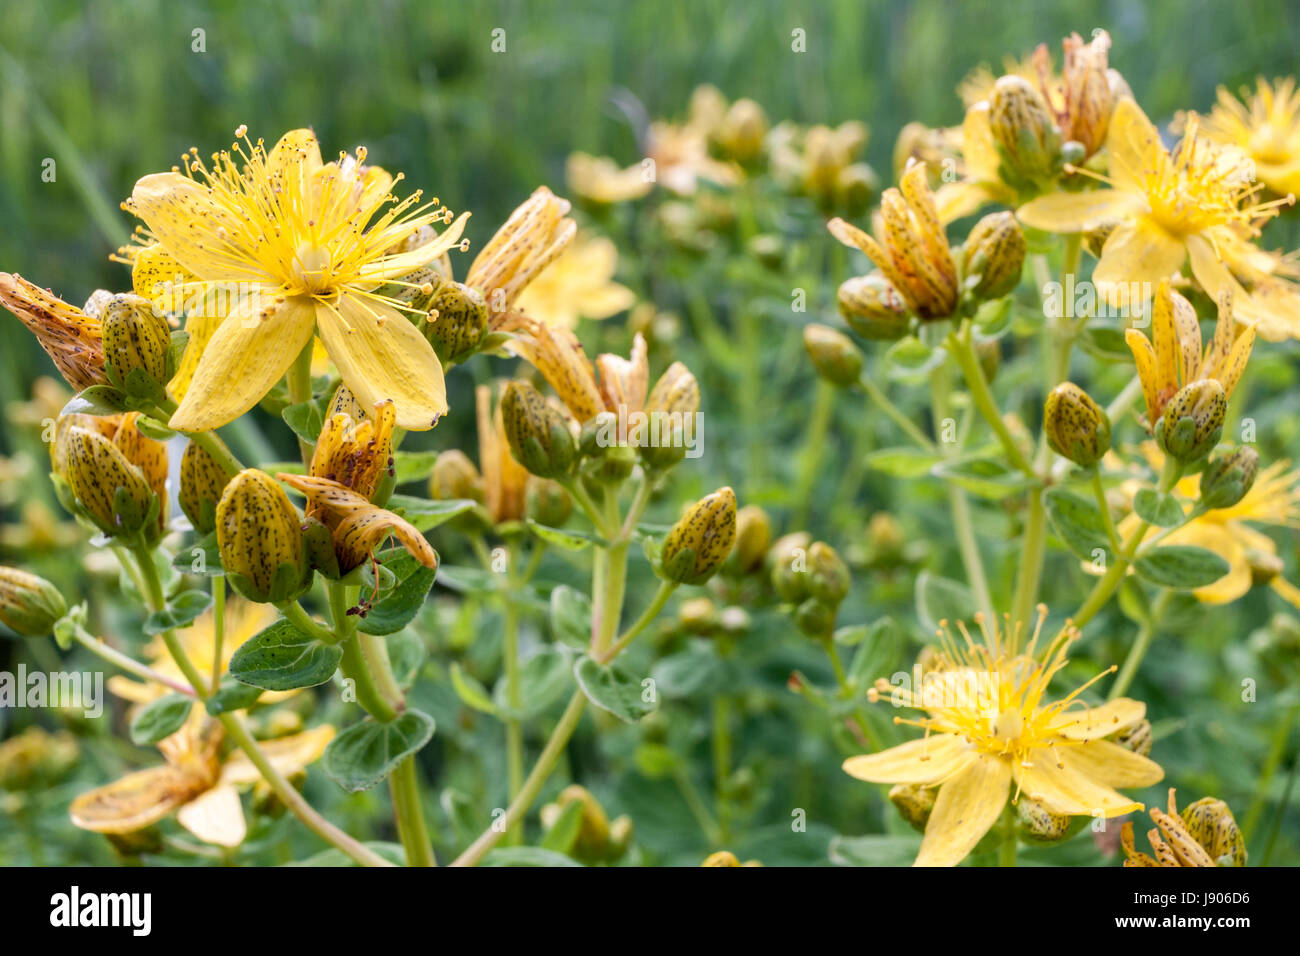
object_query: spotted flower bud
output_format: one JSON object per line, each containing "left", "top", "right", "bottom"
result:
{"left": 1115, "top": 718, "right": 1153, "bottom": 757}
{"left": 1015, "top": 795, "right": 1075, "bottom": 844}
{"left": 179, "top": 440, "right": 232, "bottom": 535}
{"left": 1180, "top": 797, "right": 1247, "bottom": 867}
{"left": 1199, "top": 446, "right": 1259, "bottom": 511}
{"left": 58, "top": 423, "right": 159, "bottom": 542}
{"left": 803, "top": 324, "right": 864, "bottom": 387}
{"left": 0, "top": 567, "right": 67, "bottom": 637}
{"left": 641, "top": 361, "right": 700, "bottom": 471}
{"left": 888, "top": 784, "right": 936, "bottom": 832}
{"left": 769, "top": 531, "right": 812, "bottom": 602}
{"left": 101, "top": 293, "right": 170, "bottom": 388}
{"left": 659, "top": 487, "right": 737, "bottom": 586}
{"left": 215, "top": 470, "right": 307, "bottom": 604}
{"left": 500, "top": 381, "right": 576, "bottom": 479}
{"left": 715, "top": 98, "right": 768, "bottom": 165}
{"left": 961, "top": 211, "right": 1026, "bottom": 301}
{"left": 0, "top": 273, "right": 107, "bottom": 391}
{"left": 806, "top": 541, "right": 850, "bottom": 604}
{"left": 726, "top": 505, "right": 772, "bottom": 577}
{"left": 425, "top": 281, "right": 488, "bottom": 365}
{"left": 526, "top": 477, "right": 572, "bottom": 527}
{"left": 1044, "top": 382, "right": 1111, "bottom": 467}
{"left": 429, "top": 449, "right": 485, "bottom": 504}
{"left": 988, "top": 75, "right": 1062, "bottom": 186}
{"left": 1157, "top": 379, "right": 1226, "bottom": 463}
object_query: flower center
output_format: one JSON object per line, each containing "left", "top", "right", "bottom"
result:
{"left": 292, "top": 242, "right": 335, "bottom": 294}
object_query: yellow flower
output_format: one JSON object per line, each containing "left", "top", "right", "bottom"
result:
{"left": 1018, "top": 99, "right": 1295, "bottom": 323}
{"left": 1121, "top": 788, "right": 1247, "bottom": 866}
{"left": 508, "top": 321, "right": 652, "bottom": 424}
{"left": 1124, "top": 279, "right": 1254, "bottom": 429}
{"left": 0, "top": 273, "right": 108, "bottom": 391}
{"left": 69, "top": 714, "right": 332, "bottom": 847}
{"left": 514, "top": 233, "right": 635, "bottom": 330}
{"left": 934, "top": 103, "right": 1018, "bottom": 221}
{"left": 844, "top": 608, "right": 1163, "bottom": 867}
{"left": 107, "top": 599, "right": 279, "bottom": 705}
{"left": 566, "top": 153, "right": 653, "bottom": 204}
{"left": 124, "top": 128, "right": 470, "bottom": 432}
{"left": 310, "top": 386, "right": 395, "bottom": 502}
{"left": 1116, "top": 444, "right": 1300, "bottom": 608}
{"left": 1191, "top": 77, "right": 1300, "bottom": 196}
{"left": 829, "top": 162, "right": 959, "bottom": 320}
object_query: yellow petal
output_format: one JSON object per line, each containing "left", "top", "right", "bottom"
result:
{"left": 265, "top": 129, "right": 323, "bottom": 201}
{"left": 221, "top": 725, "right": 335, "bottom": 785}
{"left": 1013, "top": 751, "right": 1144, "bottom": 817}
{"left": 1015, "top": 189, "right": 1139, "bottom": 233}
{"left": 1106, "top": 98, "right": 1164, "bottom": 195}
{"left": 69, "top": 765, "right": 205, "bottom": 834}
{"left": 1150, "top": 280, "right": 1182, "bottom": 399}
{"left": 1059, "top": 740, "right": 1165, "bottom": 788}
{"left": 914, "top": 754, "right": 1010, "bottom": 867}
{"left": 170, "top": 292, "right": 316, "bottom": 432}
{"left": 1093, "top": 217, "right": 1186, "bottom": 308}
{"left": 174, "top": 782, "right": 247, "bottom": 847}
{"left": 167, "top": 283, "right": 239, "bottom": 400}
{"left": 842, "top": 733, "right": 974, "bottom": 785}
{"left": 128, "top": 172, "right": 261, "bottom": 282}
{"left": 1125, "top": 328, "right": 1162, "bottom": 422}
{"left": 316, "top": 293, "right": 447, "bottom": 431}
{"left": 575, "top": 282, "right": 636, "bottom": 320}
{"left": 1053, "top": 698, "right": 1145, "bottom": 740}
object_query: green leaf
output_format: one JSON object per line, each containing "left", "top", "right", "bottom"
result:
{"left": 206, "top": 677, "right": 264, "bottom": 715}
{"left": 172, "top": 533, "right": 223, "bottom": 577}
{"left": 549, "top": 585, "right": 592, "bottom": 649}
{"left": 1133, "top": 546, "right": 1230, "bottom": 589}
{"left": 62, "top": 385, "right": 129, "bottom": 417}
{"left": 864, "top": 447, "right": 942, "bottom": 478}
{"left": 847, "top": 617, "right": 903, "bottom": 689}
{"left": 494, "top": 647, "right": 574, "bottom": 719}
{"left": 539, "top": 799, "right": 585, "bottom": 854}
{"left": 393, "top": 450, "right": 439, "bottom": 486}
{"left": 1133, "top": 488, "right": 1185, "bottom": 528}
{"left": 282, "top": 400, "right": 325, "bottom": 446}
{"left": 527, "top": 519, "right": 599, "bottom": 551}
{"left": 480, "top": 847, "right": 582, "bottom": 867}
{"left": 633, "top": 742, "right": 681, "bottom": 778}
{"left": 132, "top": 414, "right": 175, "bottom": 442}
{"left": 574, "top": 656, "right": 656, "bottom": 723}
{"left": 931, "top": 455, "right": 1035, "bottom": 499}
{"left": 386, "top": 495, "right": 478, "bottom": 532}
{"left": 386, "top": 631, "right": 425, "bottom": 690}
{"left": 143, "top": 590, "right": 212, "bottom": 635}
{"left": 915, "top": 572, "right": 973, "bottom": 636}
{"left": 356, "top": 551, "right": 437, "bottom": 635}
{"left": 650, "top": 640, "right": 725, "bottom": 698}
{"left": 129, "top": 694, "right": 194, "bottom": 745}
{"left": 828, "top": 834, "right": 922, "bottom": 867}
{"left": 1079, "top": 325, "right": 1134, "bottom": 363}
{"left": 322, "top": 709, "right": 436, "bottom": 792}
{"left": 885, "top": 336, "right": 945, "bottom": 381}
{"left": 1043, "top": 486, "right": 1112, "bottom": 561}
{"left": 227, "top": 619, "right": 343, "bottom": 691}
{"left": 450, "top": 663, "right": 498, "bottom": 715}
{"left": 434, "top": 564, "right": 498, "bottom": 594}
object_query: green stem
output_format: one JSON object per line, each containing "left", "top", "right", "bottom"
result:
{"left": 712, "top": 694, "right": 732, "bottom": 842}
{"left": 130, "top": 545, "right": 209, "bottom": 695}
{"left": 1108, "top": 589, "right": 1172, "bottom": 700}
{"left": 597, "top": 580, "right": 676, "bottom": 664}
{"left": 999, "top": 803, "right": 1018, "bottom": 867}
{"left": 211, "top": 576, "right": 226, "bottom": 691}
{"left": 1010, "top": 487, "right": 1048, "bottom": 630}
{"left": 825, "top": 637, "right": 883, "bottom": 750}
{"left": 793, "top": 379, "right": 835, "bottom": 529}
{"left": 449, "top": 689, "right": 588, "bottom": 867}
{"left": 1091, "top": 470, "right": 1122, "bottom": 555}
{"left": 68, "top": 624, "right": 196, "bottom": 696}
{"left": 674, "top": 764, "right": 724, "bottom": 846}
{"left": 1243, "top": 703, "right": 1298, "bottom": 844}
{"left": 949, "top": 324, "right": 1034, "bottom": 477}
{"left": 280, "top": 600, "right": 338, "bottom": 645}
{"left": 389, "top": 757, "right": 436, "bottom": 866}
{"left": 854, "top": 370, "right": 935, "bottom": 451}
{"left": 502, "top": 582, "right": 524, "bottom": 846}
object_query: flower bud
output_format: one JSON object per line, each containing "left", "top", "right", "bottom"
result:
{"left": 424, "top": 281, "right": 488, "bottom": 365}
{"left": 101, "top": 293, "right": 170, "bottom": 388}
{"left": 803, "top": 324, "right": 864, "bottom": 387}
{"left": 836, "top": 162, "right": 879, "bottom": 218}
{"left": 554, "top": 784, "right": 611, "bottom": 862}
{"left": 1248, "top": 549, "right": 1284, "bottom": 586}
{"left": 1199, "top": 446, "right": 1259, "bottom": 511}
{"left": 837, "top": 274, "right": 911, "bottom": 341}
{"left": 577, "top": 414, "right": 638, "bottom": 485}
{"left": 888, "top": 783, "right": 935, "bottom": 832}
{"left": 769, "top": 531, "right": 812, "bottom": 602}
{"left": 719, "top": 605, "right": 750, "bottom": 635}
{"left": 679, "top": 596, "right": 718, "bottom": 634}
{"left": 806, "top": 541, "right": 850, "bottom": 604}
{"left": 500, "top": 381, "right": 576, "bottom": 479}
{"left": 641, "top": 362, "right": 700, "bottom": 471}
{"left": 526, "top": 476, "right": 572, "bottom": 527}
{"left": 59, "top": 424, "right": 158, "bottom": 541}
{"left": 988, "top": 75, "right": 1062, "bottom": 186}
{"left": 715, "top": 98, "right": 768, "bottom": 165}
{"left": 1181, "top": 797, "right": 1246, "bottom": 866}
{"left": 794, "top": 596, "right": 837, "bottom": 638}
{"left": 1115, "top": 718, "right": 1153, "bottom": 757}
{"left": 1016, "top": 795, "right": 1075, "bottom": 844}
{"left": 1044, "top": 382, "right": 1111, "bottom": 467}
{"left": 1157, "top": 379, "right": 1226, "bottom": 463}
{"left": 429, "top": 449, "right": 485, "bottom": 503}
{"left": 215, "top": 470, "right": 306, "bottom": 603}
{"left": 179, "top": 440, "right": 231, "bottom": 535}
{"left": 0, "top": 726, "right": 78, "bottom": 790}
{"left": 961, "top": 211, "right": 1026, "bottom": 301}
{"left": 659, "top": 487, "right": 737, "bottom": 586}
{"left": 976, "top": 338, "right": 1001, "bottom": 384}
{"left": 701, "top": 851, "right": 741, "bottom": 867}
{"left": 725, "top": 505, "right": 772, "bottom": 576}
{"left": 0, "top": 567, "right": 67, "bottom": 636}
{"left": 607, "top": 815, "right": 634, "bottom": 859}
{"left": 866, "top": 512, "right": 906, "bottom": 568}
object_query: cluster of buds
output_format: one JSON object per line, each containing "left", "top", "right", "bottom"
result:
{"left": 1044, "top": 382, "right": 1111, "bottom": 467}
{"left": 1121, "top": 789, "right": 1247, "bottom": 867}
{"left": 770, "top": 120, "right": 877, "bottom": 214}
{"left": 658, "top": 487, "right": 738, "bottom": 586}
{"left": 770, "top": 533, "right": 851, "bottom": 639}
{"left": 51, "top": 413, "right": 169, "bottom": 546}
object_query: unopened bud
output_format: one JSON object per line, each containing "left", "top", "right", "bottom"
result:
{"left": 769, "top": 531, "right": 812, "bottom": 602}
{"left": 1181, "top": 797, "right": 1246, "bottom": 866}
{"left": 837, "top": 274, "right": 911, "bottom": 341}
{"left": 641, "top": 362, "right": 700, "bottom": 471}
{"left": 1199, "top": 446, "right": 1259, "bottom": 510}
{"left": 102, "top": 293, "right": 170, "bottom": 388}
{"left": 989, "top": 75, "right": 1062, "bottom": 186}
{"left": 1157, "top": 379, "right": 1226, "bottom": 464}
{"left": 1248, "top": 549, "right": 1284, "bottom": 586}
{"left": 1044, "top": 382, "right": 1111, "bottom": 467}
{"left": 836, "top": 162, "right": 879, "bottom": 217}
{"left": 1115, "top": 718, "right": 1153, "bottom": 757}
{"left": 715, "top": 98, "right": 768, "bottom": 164}
{"left": 500, "top": 381, "right": 576, "bottom": 479}
{"left": 60, "top": 425, "right": 157, "bottom": 541}
{"left": 555, "top": 784, "right": 611, "bottom": 862}
{"left": 806, "top": 541, "right": 850, "bottom": 604}
{"left": 425, "top": 282, "right": 488, "bottom": 365}
{"left": 794, "top": 596, "right": 837, "bottom": 638}
{"left": 866, "top": 512, "right": 905, "bottom": 567}
{"left": 607, "top": 815, "right": 634, "bottom": 858}
{"left": 216, "top": 470, "right": 306, "bottom": 603}
{"left": 429, "top": 449, "right": 484, "bottom": 503}
{"left": 803, "top": 324, "right": 863, "bottom": 387}
{"left": 726, "top": 505, "right": 772, "bottom": 576}
{"left": 888, "top": 783, "right": 935, "bottom": 832}
{"left": 679, "top": 596, "right": 718, "bottom": 634}
{"left": 0, "top": 567, "right": 67, "bottom": 637}
{"left": 701, "top": 851, "right": 741, "bottom": 867}
{"left": 660, "top": 487, "right": 737, "bottom": 586}
{"left": 179, "top": 440, "right": 232, "bottom": 535}
{"left": 1016, "top": 796, "right": 1075, "bottom": 844}
{"left": 961, "top": 211, "right": 1027, "bottom": 301}
{"left": 526, "top": 477, "right": 572, "bottom": 527}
